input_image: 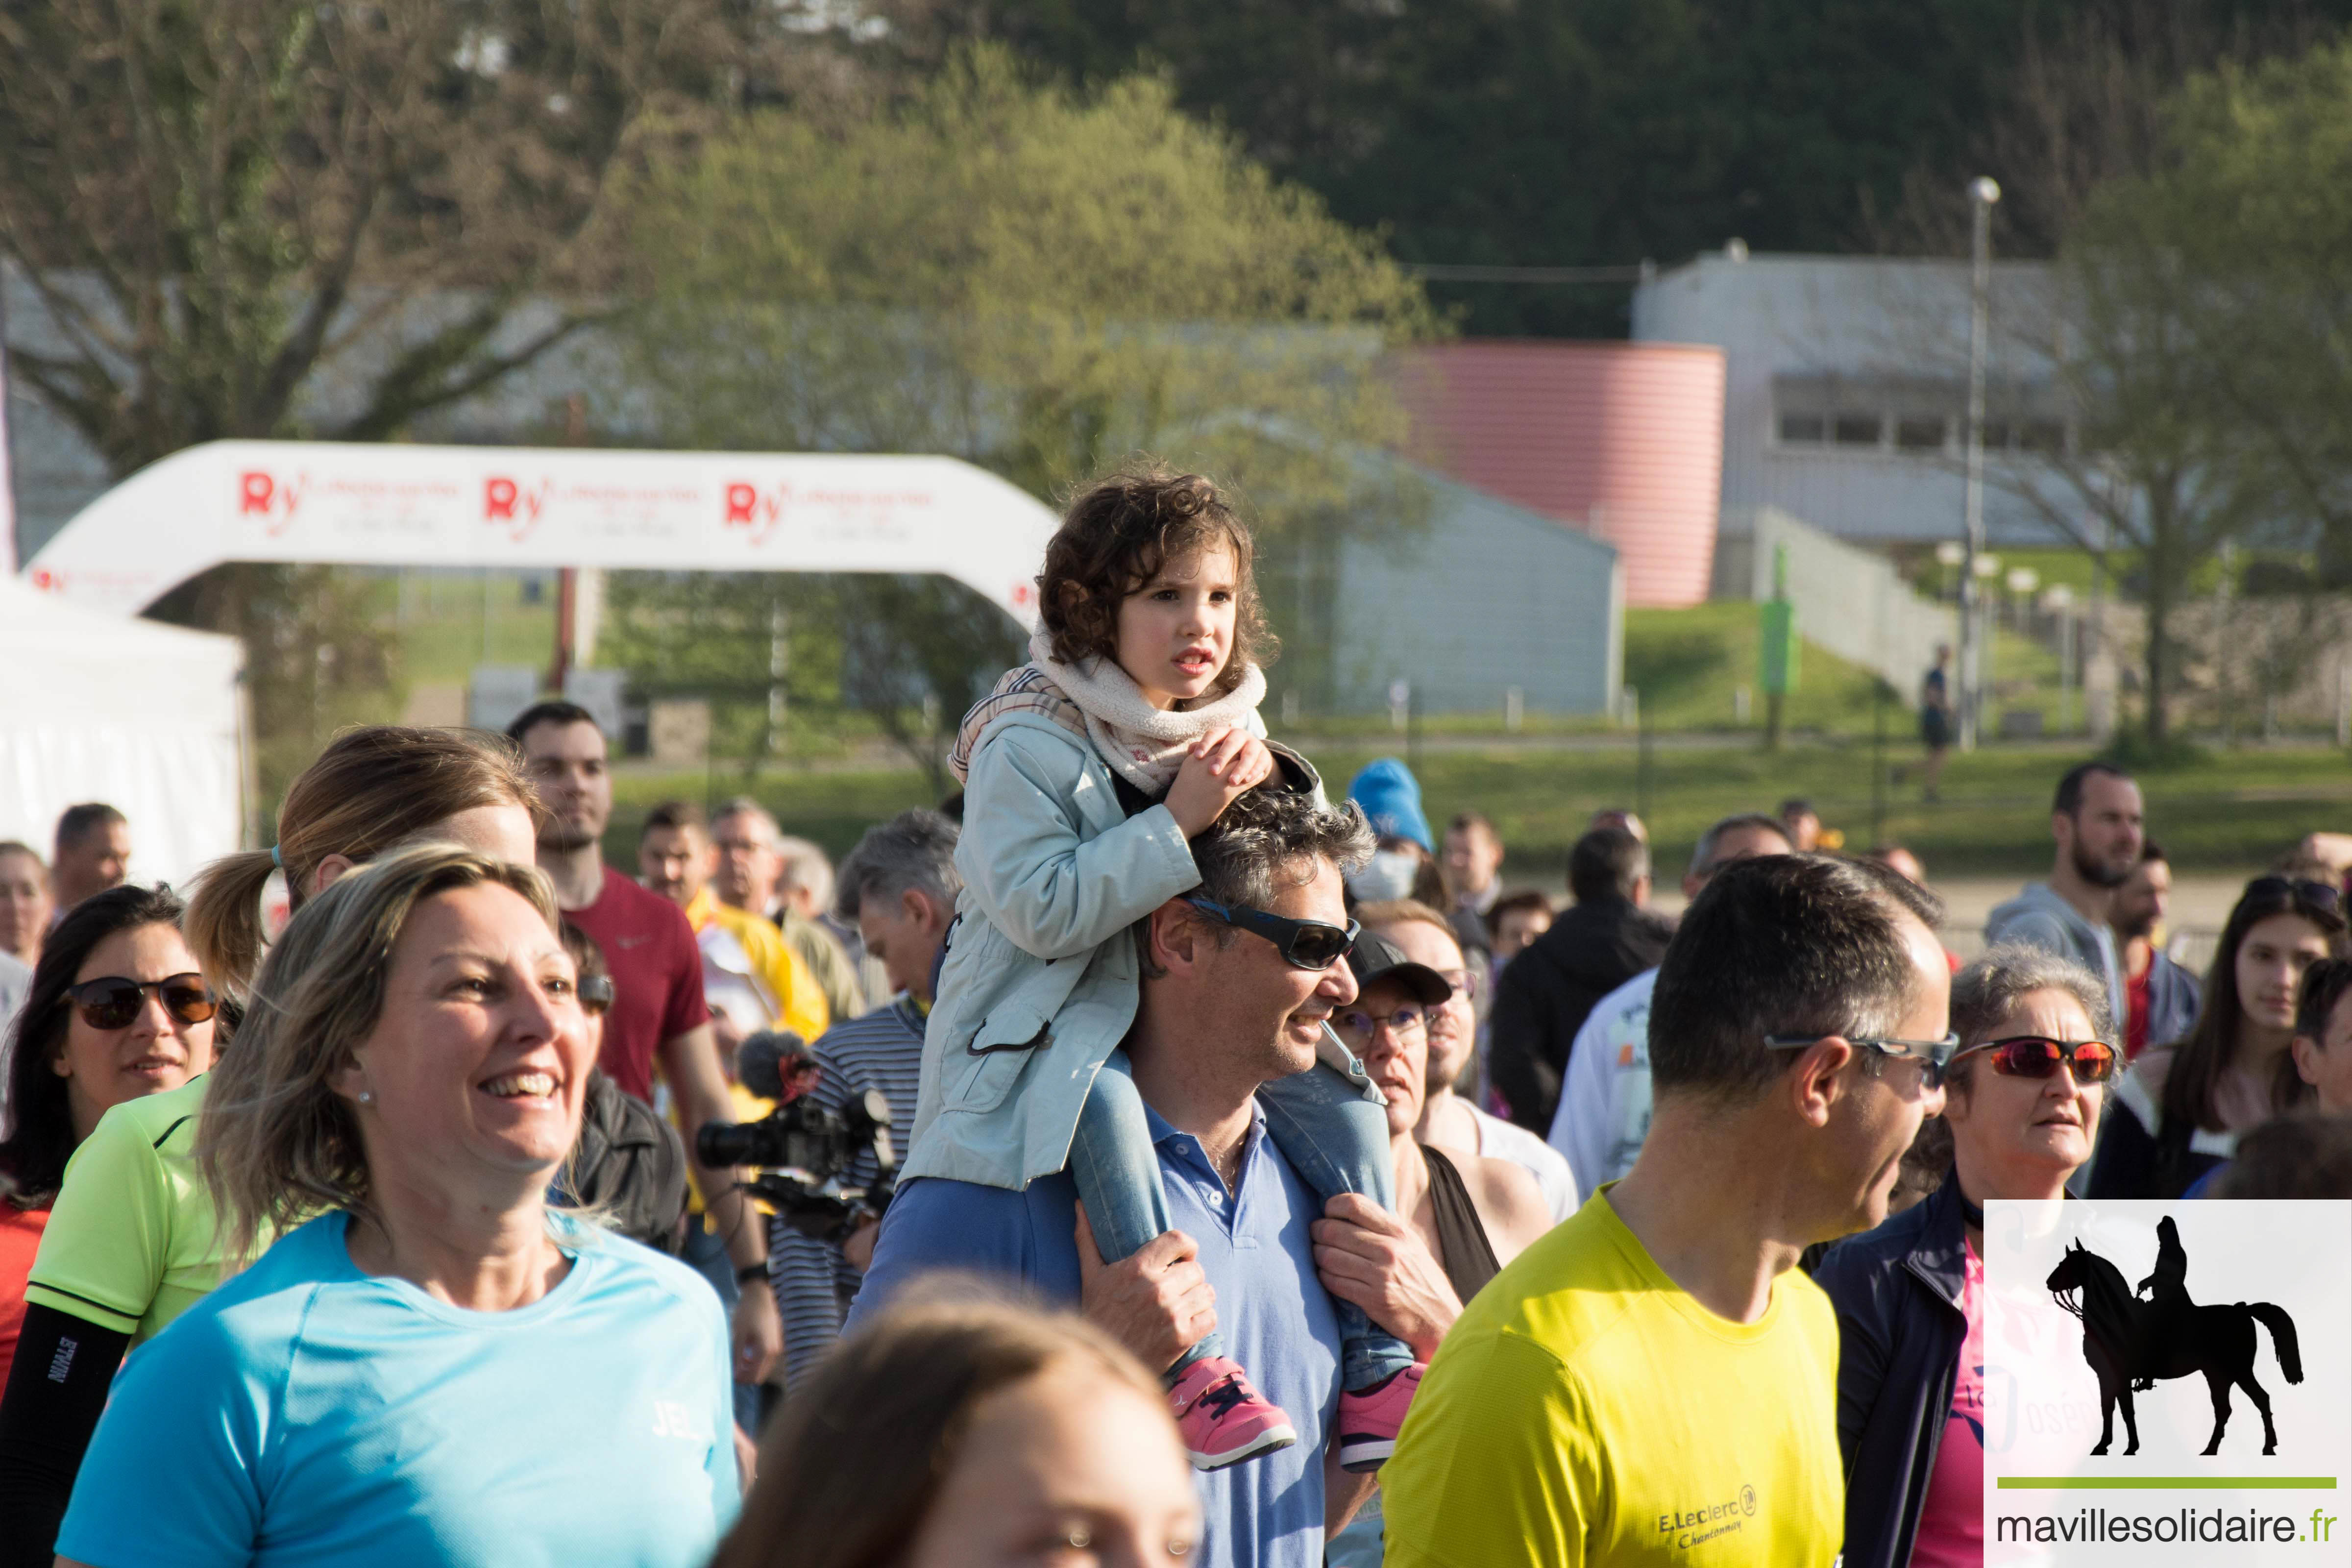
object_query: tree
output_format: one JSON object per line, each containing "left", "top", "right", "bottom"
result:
{"left": 0, "top": 0, "right": 839, "bottom": 806}
{"left": 606, "top": 46, "right": 1436, "bottom": 755}
{"left": 1866, "top": 2, "right": 2331, "bottom": 744}
{"left": 2082, "top": 41, "right": 2352, "bottom": 559}
{"left": 906, "top": 0, "right": 2352, "bottom": 337}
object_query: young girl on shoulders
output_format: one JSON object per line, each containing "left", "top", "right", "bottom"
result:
{"left": 901, "top": 463, "right": 1421, "bottom": 1473}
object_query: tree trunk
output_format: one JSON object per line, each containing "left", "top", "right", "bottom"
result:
{"left": 2141, "top": 507, "right": 2177, "bottom": 746}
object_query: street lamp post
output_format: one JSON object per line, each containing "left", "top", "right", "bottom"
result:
{"left": 1958, "top": 175, "right": 2001, "bottom": 751}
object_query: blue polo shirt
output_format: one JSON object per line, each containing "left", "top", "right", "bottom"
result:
{"left": 852, "top": 1097, "right": 1342, "bottom": 1568}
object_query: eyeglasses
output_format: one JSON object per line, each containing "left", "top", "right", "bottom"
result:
{"left": 1436, "top": 967, "right": 1479, "bottom": 1003}
{"left": 578, "top": 974, "right": 614, "bottom": 1016}
{"left": 1181, "top": 897, "right": 1359, "bottom": 970}
{"left": 2246, "top": 875, "right": 2343, "bottom": 912}
{"left": 62, "top": 973, "right": 217, "bottom": 1030}
{"left": 1765, "top": 1031, "right": 1960, "bottom": 1090}
{"left": 1955, "top": 1034, "right": 2117, "bottom": 1083}
{"left": 1333, "top": 1006, "right": 1428, "bottom": 1040}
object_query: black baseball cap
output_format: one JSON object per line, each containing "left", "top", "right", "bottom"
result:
{"left": 1345, "top": 930, "right": 1453, "bottom": 1005}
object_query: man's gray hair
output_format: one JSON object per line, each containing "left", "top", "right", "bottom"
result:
{"left": 1946, "top": 944, "right": 2114, "bottom": 1096}
{"left": 1193, "top": 790, "right": 1377, "bottom": 916}
{"left": 1687, "top": 812, "right": 1790, "bottom": 882}
{"left": 712, "top": 797, "right": 782, "bottom": 844}
{"left": 835, "top": 811, "right": 961, "bottom": 919}
{"left": 776, "top": 835, "right": 835, "bottom": 908}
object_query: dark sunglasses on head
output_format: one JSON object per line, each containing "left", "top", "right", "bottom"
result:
{"left": 1181, "top": 896, "right": 1359, "bottom": 970}
{"left": 1957, "top": 1034, "right": 2117, "bottom": 1083}
{"left": 2246, "top": 875, "right": 2343, "bottom": 912}
{"left": 578, "top": 974, "right": 614, "bottom": 1016}
{"left": 63, "top": 973, "right": 217, "bottom": 1030}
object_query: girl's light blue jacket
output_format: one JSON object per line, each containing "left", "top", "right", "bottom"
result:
{"left": 900, "top": 710, "right": 1346, "bottom": 1189}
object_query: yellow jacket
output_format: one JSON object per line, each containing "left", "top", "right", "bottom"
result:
{"left": 683, "top": 886, "right": 830, "bottom": 1048}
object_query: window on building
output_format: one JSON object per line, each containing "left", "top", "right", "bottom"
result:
{"left": 1895, "top": 416, "right": 1946, "bottom": 451}
{"left": 1778, "top": 413, "right": 1826, "bottom": 444}
{"left": 1833, "top": 413, "right": 1883, "bottom": 447}
{"left": 2020, "top": 420, "right": 2067, "bottom": 455}
{"left": 1979, "top": 420, "right": 2013, "bottom": 450}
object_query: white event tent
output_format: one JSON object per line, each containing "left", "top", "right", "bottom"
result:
{"left": 0, "top": 571, "right": 247, "bottom": 890}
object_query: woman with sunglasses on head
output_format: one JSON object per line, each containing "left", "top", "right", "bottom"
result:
{"left": 0, "top": 725, "right": 537, "bottom": 1568}
{"left": 0, "top": 887, "right": 218, "bottom": 1389}
{"left": 1812, "top": 946, "right": 2113, "bottom": 1568}
{"left": 2087, "top": 875, "right": 2347, "bottom": 1200}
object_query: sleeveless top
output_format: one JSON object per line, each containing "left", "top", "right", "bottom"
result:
{"left": 1422, "top": 1146, "right": 1502, "bottom": 1301}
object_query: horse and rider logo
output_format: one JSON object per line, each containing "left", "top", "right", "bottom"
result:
{"left": 2045, "top": 1216, "right": 2304, "bottom": 1457}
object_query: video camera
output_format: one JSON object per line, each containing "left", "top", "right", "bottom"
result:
{"left": 695, "top": 1031, "right": 897, "bottom": 1244}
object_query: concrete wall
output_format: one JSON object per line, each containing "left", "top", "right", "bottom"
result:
{"left": 1715, "top": 505, "right": 1956, "bottom": 695}
{"left": 1320, "top": 470, "right": 1623, "bottom": 717}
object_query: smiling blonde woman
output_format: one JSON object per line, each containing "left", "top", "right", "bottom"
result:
{"left": 51, "top": 845, "right": 736, "bottom": 1568}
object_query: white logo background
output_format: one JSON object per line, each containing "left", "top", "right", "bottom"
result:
{"left": 1983, "top": 1199, "right": 2352, "bottom": 1565}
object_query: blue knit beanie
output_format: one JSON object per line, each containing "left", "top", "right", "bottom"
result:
{"left": 1345, "top": 758, "right": 1433, "bottom": 852}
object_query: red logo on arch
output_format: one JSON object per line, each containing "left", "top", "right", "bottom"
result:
{"left": 723, "top": 482, "right": 789, "bottom": 545}
{"left": 484, "top": 477, "right": 553, "bottom": 541}
{"left": 238, "top": 470, "right": 306, "bottom": 536}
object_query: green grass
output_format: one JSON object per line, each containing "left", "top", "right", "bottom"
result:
{"left": 358, "top": 575, "right": 2343, "bottom": 881}
{"left": 599, "top": 737, "right": 2352, "bottom": 884}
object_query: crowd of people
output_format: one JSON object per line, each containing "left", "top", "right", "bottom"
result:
{"left": 1, "top": 461, "right": 2350, "bottom": 1567}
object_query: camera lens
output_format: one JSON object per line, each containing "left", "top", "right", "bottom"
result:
{"left": 696, "top": 1122, "right": 760, "bottom": 1167}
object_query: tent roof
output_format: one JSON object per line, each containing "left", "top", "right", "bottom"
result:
{"left": 0, "top": 573, "right": 243, "bottom": 723}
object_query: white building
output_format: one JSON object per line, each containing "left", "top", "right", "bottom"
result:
{"left": 1632, "top": 250, "right": 2082, "bottom": 550}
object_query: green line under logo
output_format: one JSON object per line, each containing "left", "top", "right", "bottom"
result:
{"left": 1998, "top": 1477, "right": 2339, "bottom": 1491}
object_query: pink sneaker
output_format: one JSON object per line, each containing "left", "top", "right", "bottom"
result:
{"left": 1335, "top": 1363, "right": 1425, "bottom": 1472}
{"left": 1170, "top": 1355, "right": 1298, "bottom": 1471}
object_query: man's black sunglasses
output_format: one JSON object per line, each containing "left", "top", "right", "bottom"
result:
{"left": 1181, "top": 897, "right": 1359, "bottom": 970}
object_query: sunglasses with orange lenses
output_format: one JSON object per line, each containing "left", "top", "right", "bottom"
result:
{"left": 1960, "top": 1034, "right": 2117, "bottom": 1083}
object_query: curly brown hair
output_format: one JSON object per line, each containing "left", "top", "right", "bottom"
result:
{"left": 1037, "top": 461, "right": 1274, "bottom": 695}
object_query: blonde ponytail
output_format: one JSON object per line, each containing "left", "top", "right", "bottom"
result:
{"left": 185, "top": 850, "right": 286, "bottom": 1004}
{"left": 183, "top": 725, "right": 539, "bottom": 999}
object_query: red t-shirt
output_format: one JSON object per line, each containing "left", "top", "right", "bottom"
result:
{"left": 0, "top": 1203, "right": 50, "bottom": 1390}
{"left": 564, "top": 867, "right": 709, "bottom": 1103}
{"left": 2125, "top": 956, "right": 2154, "bottom": 1060}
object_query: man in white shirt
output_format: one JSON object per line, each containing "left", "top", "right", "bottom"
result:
{"left": 1547, "top": 813, "right": 1792, "bottom": 1186}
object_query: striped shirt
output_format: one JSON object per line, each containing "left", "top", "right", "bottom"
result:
{"left": 768, "top": 996, "right": 927, "bottom": 1388}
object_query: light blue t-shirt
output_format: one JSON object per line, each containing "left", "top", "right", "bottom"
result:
{"left": 58, "top": 1210, "right": 737, "bottom": 1568}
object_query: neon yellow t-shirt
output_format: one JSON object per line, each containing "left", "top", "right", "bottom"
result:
{"left": 1381, "top": 1186, "right": 1843, "bottom": 1568}
{"left": 23, "top": 1075, "right": 244, "bottom": 1346}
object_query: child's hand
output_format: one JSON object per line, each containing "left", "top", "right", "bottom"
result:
{"left": 1165, "top": 729, "right": 1274, "bottom": 837}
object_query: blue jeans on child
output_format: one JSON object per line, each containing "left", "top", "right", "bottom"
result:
{"left": 1070, "top": 1048, "right": 1415, "bottom": 1395}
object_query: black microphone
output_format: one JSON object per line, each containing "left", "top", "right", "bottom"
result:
{"left": 736, "top": 1029, "right": 812, "bottom": 1102}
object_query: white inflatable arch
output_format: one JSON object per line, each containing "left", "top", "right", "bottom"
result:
{"left": 23, "top": 440, "right": 1058, "bottom": 627}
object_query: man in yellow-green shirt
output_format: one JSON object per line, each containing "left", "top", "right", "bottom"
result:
{"left": 1383, "top": 853, "right": 1956, "bottom": 1567}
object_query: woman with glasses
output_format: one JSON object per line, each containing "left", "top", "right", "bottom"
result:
{"left": 0, "top": 886, "right": 218, "bottom": 1388}
{"left": 1317, "top": 931, "right": 1553, "bottom": 1567}
{"left": 1811, "top": 947, "right": 2113, "bottom": 1568}
{"left": 2087, "top": 876, "right": 2347, "bottom": 1200}
{"left": 0, "top": 725, "right": 538, "bottom": 1568}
